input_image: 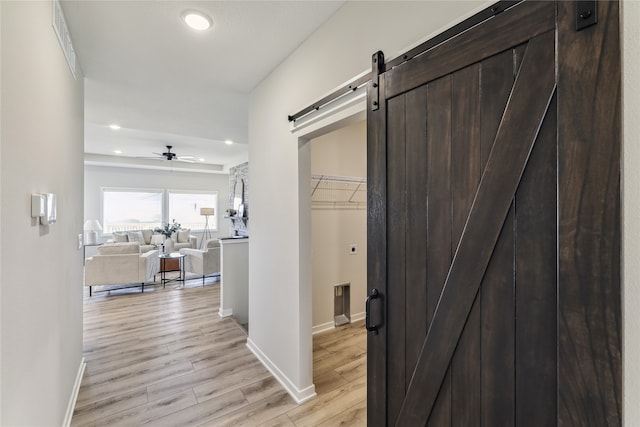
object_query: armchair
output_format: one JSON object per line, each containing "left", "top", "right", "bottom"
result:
{"left": 180, "top": 239, "right": 220, "bottom": 285}
{"left": 84, "top": 242, "right": 159, "bottom": 296}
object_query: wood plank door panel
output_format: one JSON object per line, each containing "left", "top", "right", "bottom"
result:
{"left": 367, "top": 1, "right": 621, "bottom": 426}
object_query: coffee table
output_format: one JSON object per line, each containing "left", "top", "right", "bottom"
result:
{"left": 159, "top": 252, "right": 186, "bottom": 287}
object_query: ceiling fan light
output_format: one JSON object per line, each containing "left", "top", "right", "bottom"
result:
{"left": 182, "top": 10, "right": 212, "bottom": 31}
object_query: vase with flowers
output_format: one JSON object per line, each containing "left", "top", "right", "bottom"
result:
{"left": 154, "top": 220, "right": 181, "bottom": 254}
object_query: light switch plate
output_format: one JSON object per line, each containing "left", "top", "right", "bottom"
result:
{"left": 78, "top": 234, "right": 83, "bottom": 249}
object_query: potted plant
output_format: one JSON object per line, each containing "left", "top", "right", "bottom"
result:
{"left": 154, "top": 220, "right": 181, "bottom": 253}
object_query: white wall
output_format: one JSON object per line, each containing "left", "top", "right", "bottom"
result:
{"left": 622, "top": 0, "right": 640, "bottom": 424}
{"left": 248, "top": 0, "right": 497, "bottom": 402}
{"left": 0, "top": 3, "right": 4, "bottom": 421}
{"left": 0, "top": 1, "right": 84, "bottom": 424}
{"left": 84, "top": 165, "right": 231, "bottom": 243}
{"left": 311, "top": 121, "right": 366, "bottom": 330}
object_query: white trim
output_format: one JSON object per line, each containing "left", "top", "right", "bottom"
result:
{"left": 290, "top": 88, "right": 366, "bottom": 140}
{"left": 218, "top": 307, "right": 233, "bottom": 318}
{"left": 312, "top": 321, "right": 335, "bottom": 335}
{"left": 289, "top": 68, "right": 369, "bottom": 123}
{"left": 62, "top": 357, "right": 85, "bottom": 427}
{"left": 293, "top": 79, "right": 369, "bottom": 411}
{"left": 219, "top": 237, "right": 249, "bottom": 246}
{"left": 312, "top": 311, "right": 365, "bottom": 335}
{"left": 351, "top": 311, "right": 365, "bottom": 323}
{"left": 84, "top": 153, "right": 226, "bottom": 174}
{"left": 246, "top": 338, "right": 317, "bottom": 404}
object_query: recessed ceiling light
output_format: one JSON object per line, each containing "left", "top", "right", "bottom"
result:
{"left": 224, "top": 140, "right": 233, "bottom": 145}
{"left": 109, "top": 124, "right": 121, "bottom": 130}
{"left": 182, "top": 10, "right": 212, "bottom": 31}
{"left": 199, "top": 158, "right": 206, "bottom": 162}
{"left": 113, "top": 150, "right": 123, "bottom": 154}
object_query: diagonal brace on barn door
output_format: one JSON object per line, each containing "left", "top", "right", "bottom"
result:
{"left": 395, "top": 30, "right": 557, "bottom": 426}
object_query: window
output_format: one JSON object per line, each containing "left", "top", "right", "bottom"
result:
{"left": 168, "top": 191, "right": 218, "bottom": 231}
{"left": 102, "top": 189, "right": 163, "bottom": 233}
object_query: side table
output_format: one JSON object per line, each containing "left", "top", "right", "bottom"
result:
{"left": 159, "top": 252, "right": 186, "bottom": 288}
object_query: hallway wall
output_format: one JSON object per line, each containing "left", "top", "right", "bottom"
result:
{"left": 1, "top": 1, "right": 85, "bottom": 423}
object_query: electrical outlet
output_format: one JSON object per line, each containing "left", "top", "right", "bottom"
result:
{"left": 78, "top": 234, "right": 83, "bottom": 249}
{"left": 349, "top": 244, "right": 357, "bottom": 255}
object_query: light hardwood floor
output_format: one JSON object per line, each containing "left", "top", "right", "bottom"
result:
{"left": 72, "top": 277, "right": 366, "bottom": 426}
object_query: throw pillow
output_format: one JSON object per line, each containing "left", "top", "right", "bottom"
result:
{"left": 177, "top": 229, "right": 191, "bottom": 244}
{"left": 113, "top": 232, "right": 129, "bottom": 243}
{"left": 141, "top": 229, "right": 153, "bottom": 245}
{"left": 128, "top": 230, "right": 146, "bottom": 245}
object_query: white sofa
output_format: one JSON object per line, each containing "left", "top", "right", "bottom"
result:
{"left": 84, "top": 242, "right": 159, "bottom": 296}
{"left": 111, "top": 229, "right": 197, "bottom": 252}
{"left": 180, "top": 239, "right": 221, "bottom": 285}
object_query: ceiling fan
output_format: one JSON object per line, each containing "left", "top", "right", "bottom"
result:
{"left": 150, "top": 145, "right": 194, "bottom": 163}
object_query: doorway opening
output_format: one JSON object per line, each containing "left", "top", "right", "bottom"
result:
{"left": 308, "top": 119, "right": 367, "bottom": 413}
{"left": 293, "top": 89, "right": 367, "bottom": 410}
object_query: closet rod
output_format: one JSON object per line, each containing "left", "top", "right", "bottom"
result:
{"left": 287, "top": 0, "right": 521, "bottom": 123}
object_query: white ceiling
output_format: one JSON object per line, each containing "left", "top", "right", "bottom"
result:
{"left": 62, "top": 0, "right": 345, "bottom": 172}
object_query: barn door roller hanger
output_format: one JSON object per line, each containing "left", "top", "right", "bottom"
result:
{"left": 576, "top": 0, "right": 597, "bottom": 31}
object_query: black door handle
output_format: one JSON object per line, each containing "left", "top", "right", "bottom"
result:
{"left": 365, "top": 288, "right": 380, "bottom": 334}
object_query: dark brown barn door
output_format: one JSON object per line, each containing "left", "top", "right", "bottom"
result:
{"left": 366, "top": 1, "right": 621, "bottom": 426}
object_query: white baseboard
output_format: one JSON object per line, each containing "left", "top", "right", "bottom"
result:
{"left": 246, "top": 338, "right": 317, "bottom": 404}
{"left": 351, "top": 311, "right": 365, "bottom": 322}
{"left": 218, "top": 308, "right": 233, "bottom": 318}
{"left": 312, "top": 321, "right": 335, "bottom": 335}
{"left": 63, "top": 357, "right": 86, "bottom": 427}
{"left": 312, "top": 311, "right": 365, "bottom": 335}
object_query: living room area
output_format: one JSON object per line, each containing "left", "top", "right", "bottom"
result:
{"left": 82, "top": 161, "right": 244, "bottom": 294}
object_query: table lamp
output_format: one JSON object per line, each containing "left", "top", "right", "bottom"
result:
{"left": 84, "top": 219, "right": 102, "bottom": 245}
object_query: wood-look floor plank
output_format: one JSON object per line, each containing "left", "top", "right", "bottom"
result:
{"left": 75, "top": 389, "right": 198, "bottom": 427}
{"left": 313, "top": 345, "right": 367, "bottom": 374}
{"left": 76, "top": 360, "right": 195, "bottom": 408}
{"left": 73, "top": 278, "right": 367, "bottom": 426}
{"left": 240, "top": 376, "right": 287, "bottom": 404}
{"left": 193, "top": 364, "right": 272, "bottom": 404}
{"left": 256, "top": 413, "right": 296, "bottom": 427}
{"left": 316, "top": 398, "right": 367, "bottom": 427}
{"left": 313, "top": 370, "right": 349, "bottom": 395}
{"left": 149, "top": 389, "right": 249, "bottom": 426}
{"left": 70, "top": 387, "right": 149, "bottom": 426}
{"left": 202, "top": 390, "right": 296, "bottom": 427}
{"left": 147, "top": 352, "right": 259, "bottom": 402}
{"left": 334, "top": 355, "right": 367, "bottom": 383}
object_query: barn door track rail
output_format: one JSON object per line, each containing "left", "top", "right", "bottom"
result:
{"left": 287, "top": 0, "right": 522, "bottom": 123}
{"left": 287, "top": 0, "right": 598, "bottom": 124}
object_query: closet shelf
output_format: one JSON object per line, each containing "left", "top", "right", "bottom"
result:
{"left": 311, "top": 174, "right": 366, "bottom": 210}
